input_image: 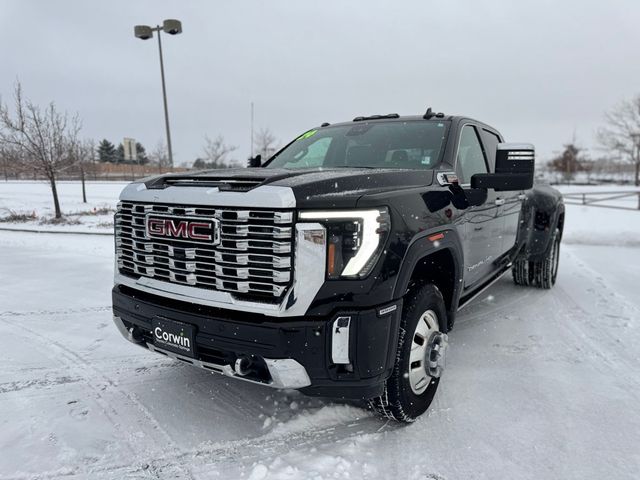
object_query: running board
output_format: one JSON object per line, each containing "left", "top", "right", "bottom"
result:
{"left": 457, "top": 264, "right": 512, "bottom": 311}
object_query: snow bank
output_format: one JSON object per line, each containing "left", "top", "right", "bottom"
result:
{"left": 247, "top": 433, "right": 380, "bottom": 480}
{"left": 266, "top": 405, "right": 371, "bottom": 438}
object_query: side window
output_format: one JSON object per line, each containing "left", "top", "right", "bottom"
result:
{"left": 456, "top": 125, "right": 488, "bottom": 184}
{"left": 480, "top": 129, "right": 502, "bottom": 171}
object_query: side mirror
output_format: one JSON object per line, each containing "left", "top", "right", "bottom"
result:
{"left": 432, "top": 172, "right": 488, "bottom": 210}
{"left": 247, "top": 154, "right": 262, "bottom": 168}
{"left": 471, "top": 143, "right": 534, "bottom": 191}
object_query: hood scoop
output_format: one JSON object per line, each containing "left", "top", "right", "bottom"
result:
{"left": 144, "top": 168, "right": 310, "bottom": 192}
{"left": 149, "top": 176, "right": 267, "bottom": 192}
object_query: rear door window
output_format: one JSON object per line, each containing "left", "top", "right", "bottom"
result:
{"left": 480, "top": 129, "right": 502, "bottom": 171}
{"left": 456, "top": 125, "right": 488, "bottom": 184}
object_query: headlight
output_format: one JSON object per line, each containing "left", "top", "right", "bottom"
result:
{"left": 299, "top": 208, "right": 390, "bottom": 279}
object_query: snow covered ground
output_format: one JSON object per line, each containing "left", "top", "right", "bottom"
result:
{"left": 0, "top": 181, "right": 127, "bottom": 233}
{"left": 1, "top": 182, "right": 640, "bottom": 479}
{"left": 557, "top": 186, "right": 640, "bottom": 247}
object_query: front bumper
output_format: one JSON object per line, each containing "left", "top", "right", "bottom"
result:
{"left": 112, "top": 285, "right": 401, "bottom": 400}
{"left": 113, "top": 314, "right": 311, "bottom": 389}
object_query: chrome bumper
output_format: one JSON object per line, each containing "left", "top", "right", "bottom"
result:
{"left": 113, "top": 315, "right": 311, "bottom": 389}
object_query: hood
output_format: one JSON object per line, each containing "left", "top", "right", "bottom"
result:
{"left": 143, "top": 168, "right": 434, "bottom": 209}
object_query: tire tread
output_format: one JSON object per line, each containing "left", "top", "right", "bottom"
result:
{"left": 369, "top": 282, "right": 444, "bottom": 422}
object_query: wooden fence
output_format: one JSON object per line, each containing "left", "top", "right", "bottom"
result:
{"left": 563, "top": 191, "right": 640, "bottom": 211}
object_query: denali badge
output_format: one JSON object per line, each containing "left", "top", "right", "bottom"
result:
{"left": 145, "top": 215, "right": 220, "bottom": 244}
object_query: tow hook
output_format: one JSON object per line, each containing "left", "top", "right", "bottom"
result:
{"left": 427, "top": 332, "right": 448, "bottom": 378}
{"left": 234, "top": 355, "right": 253, "bottom": 377}
{"left": 127, "top": 326, "right": 145, "bottom": 344}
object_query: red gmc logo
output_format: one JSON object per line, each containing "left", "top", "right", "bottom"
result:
{"left": 145, "top": 216, "right": 218, "bottom": 243}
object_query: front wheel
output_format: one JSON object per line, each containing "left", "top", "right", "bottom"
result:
{"left": 369, "top": 283, "right": 448, "bottom": 422}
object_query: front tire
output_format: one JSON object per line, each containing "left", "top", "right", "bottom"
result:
{"left": 369, "top": 283, "right": 448, "bottom": 422}
{"left": 512, "top": 258, "right": 533, "bottom": 286}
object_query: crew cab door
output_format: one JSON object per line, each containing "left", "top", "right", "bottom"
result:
{"left": 456, "top": 124, "right": 503, "bottom": 288}
{"left": 479, "top": 128, "right": 523, "bottom": 255}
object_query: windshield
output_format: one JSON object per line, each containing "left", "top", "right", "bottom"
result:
{"left": 264, "top": 120, "right": 449, "bottom": 170}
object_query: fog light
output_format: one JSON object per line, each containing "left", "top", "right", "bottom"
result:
{"left": 332, "top": 316, "right": 351, "bottom": 364}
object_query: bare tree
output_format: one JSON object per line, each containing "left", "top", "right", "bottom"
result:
{"left": 69, "top": 139, "right": 95, "bottom": 203}
{"left": 150, "top": 140, "right": 170, "bottom": 173}
{"left": 253, "top": 128, "right": 279, "bottom": 160}
{"left": 201, "top": 135, "right": 238, "bottom": 169}
{"left": 85, "top": 138, "right": 98, "bottom": 181}
{"left": 0, "top": 82, "right": 80, "bottom": 218}
{"left": 0, "top": 148, "right": 6, "bottom": 181}
{"left": 0, "top": 143, "right": 23, "bottom": 181}
{"left": 597, "top": 95, "right": 640, "bottom": 186}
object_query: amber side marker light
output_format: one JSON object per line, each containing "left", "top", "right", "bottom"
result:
{"left": 428, "top": 232, "right": 445, "bottom": 242}
{"left": 327, "top": 242, "right": 337, "bottom": 277}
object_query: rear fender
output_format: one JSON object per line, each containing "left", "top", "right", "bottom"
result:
{"left": 517, "top": 188, "right": 565, "bottom": 260}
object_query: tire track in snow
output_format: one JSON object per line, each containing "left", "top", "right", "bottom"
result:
{"left": 0, "top": 316, "right": 197, "bottom": 480}
{"left": 0, "top": 310, "right": 376, "bottom": 478}
{"left": 452, "top": 249, "right": 640, "bottom": 398}
{"left": 0, "top": 353, "right": 178, "bottom": 377}
{"left": 454, "top": 279, "right": 539, "bottom": 330}
{"left": 0, "top": 305, "right": 380, "bottom": 477}
{"left": 0, "top": 315, "right": 141, "bottom": 454}
{"left": 0, "top": 411, "right": 384, "bottom": 480}
{"left": 0, "top": 361, "right": 183, "bottom": 397}
{"left": 0, "top": 375, "right": 83, "bottom": 394}
{"left": 198, "top": 375, "right": 292, "bottom": 422}
{"left": 547, "top": 248, "right": 640, "bottom": 397}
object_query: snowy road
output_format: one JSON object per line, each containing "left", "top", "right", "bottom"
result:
{"left": 1, "top": 229, "right": 639, "bottom": 479}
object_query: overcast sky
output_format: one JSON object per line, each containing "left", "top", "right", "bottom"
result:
{"left": 1, "top": 0, "right": 639, "bottom": 165}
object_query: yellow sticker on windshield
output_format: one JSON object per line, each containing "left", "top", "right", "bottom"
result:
{"left": 297, "top": 129, "right": 318, "bottom": 140}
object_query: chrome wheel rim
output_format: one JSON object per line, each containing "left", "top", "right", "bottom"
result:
{"left": 409, "top": 309, "right": 440, "bottom": 395}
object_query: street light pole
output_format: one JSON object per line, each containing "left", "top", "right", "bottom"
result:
{"left": 250, "top": 101, "right": 254, "bottom": 158}
{"left": 134, "top": 19, "right": 182, "bottom": 169}
{"left": 155, "top": 26, "right": 173, "bottom": 167}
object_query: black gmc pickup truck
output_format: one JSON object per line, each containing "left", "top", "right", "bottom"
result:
{"left": 112, "top": 110, "right": 564, "bottom": 422}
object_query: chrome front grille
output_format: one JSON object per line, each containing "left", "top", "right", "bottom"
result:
{"left": 115, "top": 202, "right": 295, "bottom": 301}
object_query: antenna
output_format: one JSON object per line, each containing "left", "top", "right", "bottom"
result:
{"left": 423, "top": 107, "right": 445, "bottom": 119}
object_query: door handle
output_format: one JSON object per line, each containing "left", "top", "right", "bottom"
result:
{"left": 494, "top": 199, "right": 506, "bottom": 206}
{"left": 518, "top": 194, "right": 526, "bottom": 200}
